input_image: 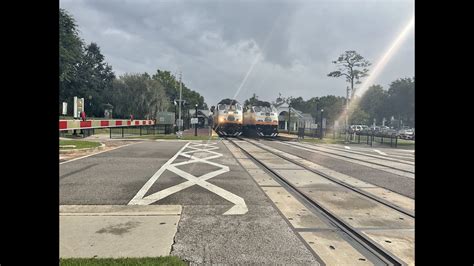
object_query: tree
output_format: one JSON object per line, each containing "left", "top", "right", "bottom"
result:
{"left": 387, "top": 77, "right": 415, "bottom": 127}
{"left": 105, "top": 73, "right": 168, "bottom": 119}
{"left": 59, "top": 8, "right": 84, "bottom": 109}
{"left": 244, "top": 93, "right": 259, "bottom": 107}
{"left": 317, "top": 96, "right": 346, "bottom": 126}
{"left": 288, "top": 97, "right": 305, "bottom": 111}
{"left": 152, "top": 70, "right": 207, "bottom": 110}
{"left": 59, "top": 9, "right": 208, "bottom": 119}
{"left": 75, "top": 43, "right": 115, "bottom": 117}
{"left": 349, "top": 106, "right": 370, "bottom": 125}
{"left": 359, "top": 85, "right": 389, "bottom": 124}
{"left": 328, "top": 50, "right": 371, "bottom": 100}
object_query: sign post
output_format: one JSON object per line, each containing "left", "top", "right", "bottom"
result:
{"left": 62, "top": 102, "right": 67, "bottom": 115}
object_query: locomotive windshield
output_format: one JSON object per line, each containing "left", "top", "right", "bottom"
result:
{"left": 219, "top": 103, "right": 242, "bottom": 111}
{"left": 228, "top": 104, "right": 242, "bottom": 111}
{"left": 253, "top": 106, "right": 275, "bottom": 113}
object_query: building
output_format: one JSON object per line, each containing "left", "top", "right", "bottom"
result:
{"left": 188, "top": 109, "right": 210, "bottom": 128}
{"left": 273, "top": 102, "right": 314, "bottom": 131}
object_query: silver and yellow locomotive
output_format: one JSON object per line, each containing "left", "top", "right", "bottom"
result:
{"left": 211, "top": 99, "right": 243, "bottom": 137}
{"left": 243, "top": 101, "right": 279, "bottom": 137}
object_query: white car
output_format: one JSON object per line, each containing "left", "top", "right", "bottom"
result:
{"left": 398, "top": 128, "right": 414, "bottom": 140}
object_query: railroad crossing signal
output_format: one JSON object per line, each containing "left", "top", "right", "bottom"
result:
{"left": 73, "top": 96, "right": 85, "bottom": 118}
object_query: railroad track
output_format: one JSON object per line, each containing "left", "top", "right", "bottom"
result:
{"left": 293, "top": 141, "right": 414, "bottom": 164}
{"left": 225, "top": 136, "right": 412, "bottom": 265}
{"left": 265, "top": 138, "right": 414, "bottom": 176}
{"left": 246, "top": 137, "right": 414, "bottom": 216}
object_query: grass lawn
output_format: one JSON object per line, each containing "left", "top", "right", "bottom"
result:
{"left": 59, "top": 140, "right": 101, "bottom": 150}
{"left": 59, "top": 257, "right": 186, "bottom": 266}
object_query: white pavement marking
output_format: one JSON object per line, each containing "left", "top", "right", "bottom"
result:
{"left": 129, "top": 142, "right": 248, "bottom": 215}
{"left": 398, "top": 149, "right": 415, "bottom": 153}
{"left": 59, "top": 142, "right": 139, "bottom": 165}
{"left": 344, "top": 146, "right": 351, "bottom": 150}
{"left": 373, "top": 149, "right": 388, "bottom": 156}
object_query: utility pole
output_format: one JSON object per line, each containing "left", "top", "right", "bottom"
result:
{"left": 345, "top": 86, "right": 350, "bottom": 143}
{"left": 178, "top": 72, "right": 183, "bottom": 137}
{"left": 320, "top": 109, "right": 324, "bottom": 139}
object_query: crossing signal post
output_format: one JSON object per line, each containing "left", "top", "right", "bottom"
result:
{"left": 73, "top": 96, "right": 85, "bottom": 119}
{"left": 195, "top": 104, "right": 198, "bottom": 136}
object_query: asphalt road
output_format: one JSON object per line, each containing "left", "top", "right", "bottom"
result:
{"left": 60, "top": 140, "right": 319, "bottom": 264}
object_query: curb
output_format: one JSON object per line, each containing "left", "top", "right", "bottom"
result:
{"left": 59, "top": 143, "right": 105, "bottom": 154}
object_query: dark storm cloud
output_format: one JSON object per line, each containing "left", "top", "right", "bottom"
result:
{"left": 60, "top": 0, "right": 414, "bottom": 106}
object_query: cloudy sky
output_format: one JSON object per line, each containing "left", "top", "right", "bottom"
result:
{"left": 60, "top": 0, "right": 414, "bottom": 106}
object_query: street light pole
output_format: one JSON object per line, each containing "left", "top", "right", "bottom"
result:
{"left": 320, "top": 109, "right": 324, "bottom": 139}
{"left": 345, "top": 86, "right": 350, "bottom": 143}
{"left": 288, "top": 103, "right": 291, "bottom": 134}
{"left": 195, "top": 104, "right": 198, "bottom": 136}
{"left": 287, "top": 97, "right": 293, "bottom": 134}
{"left": 178, "top": 72, "right": 183, "bottom": 136}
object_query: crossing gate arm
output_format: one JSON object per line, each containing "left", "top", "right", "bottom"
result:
{"left": 59, "top": 119, "right": 155, "bottom": 131}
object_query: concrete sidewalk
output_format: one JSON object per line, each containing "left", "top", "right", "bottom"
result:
{"left": 60, "top": 205, "right": 182, "bottom": 258}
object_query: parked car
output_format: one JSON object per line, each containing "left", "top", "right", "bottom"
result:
{"left": 398, "top": 128, "right": 414, "bottom": 140}
{"left": 359, "top": 125, "right": 370, "bottom": 135}
{"left": 369, "top": 126, "right": 381, "bottom": 135}
{"left": 349, "top": 125, "right": 368, "bottom": 134}
{"left": 380, "top": 127, "right": 397, "bottom": 137}
{"left": 378, "top": 126, "right": 390, "bottom": 136}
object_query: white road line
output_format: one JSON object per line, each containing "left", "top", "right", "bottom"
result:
{"left": 129, "top": 143, "right": 191, "bottom": 203}
{"left": 129, "top": 142, "right": 248, "bottom": 215}
{"left": 59, "top": 142, "right": 139, "bottom": 165}
{"left": 344, "top": 146, "right": 351, "bottom": 150}
{"left": 373, "top": 149, "right": 388, "bottom": 156}
{"left": 397, "top": 149, "right": 415, "bottom": 153}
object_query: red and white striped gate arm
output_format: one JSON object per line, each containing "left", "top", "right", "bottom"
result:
{"left": 59, "top": 119, "right": 155, "bottom": 131}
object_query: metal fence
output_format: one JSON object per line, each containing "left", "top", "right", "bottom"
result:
{"left": 344, "top": 131, "right": 400, "bottom": 147}
{"left": 109, "top": 125, "right": 173, "bottom": 138}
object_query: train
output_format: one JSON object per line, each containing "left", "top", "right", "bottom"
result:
{"left": 242, "top": 100, "right": 279, "bottom": 137}
{"left": 211, "top": 99, "right": 244, "bottom": 137}
{"left": 211, "top": 99, "right": 278, "bottom": 137}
